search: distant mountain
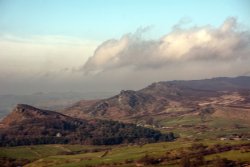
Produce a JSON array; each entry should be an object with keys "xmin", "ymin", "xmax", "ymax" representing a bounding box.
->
[
  {"xmin": 168, "ymin": 76, "xmax": 250, "ymax": 91},
  {"xmin": 63, "ymin": 76, "xmax": 250, "ymax": 121},
  {"xmin": 0, "ymin": 104, "xmax": 174, "ymax": 146}
]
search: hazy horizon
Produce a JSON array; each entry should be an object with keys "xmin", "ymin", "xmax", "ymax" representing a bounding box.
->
[{"xmin": 0, "ymin": 0, "xmax": 250, "ymax": 95}]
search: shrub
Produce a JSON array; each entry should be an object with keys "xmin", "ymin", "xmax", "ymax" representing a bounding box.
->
[{"xmin": 137, "ymin": 154, "xmax": 162, "ymax": 165}]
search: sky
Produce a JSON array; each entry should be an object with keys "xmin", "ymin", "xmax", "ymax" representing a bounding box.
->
[{"xmin": 0, "ymin": 0, "xmax": 250, "ymax": 95}]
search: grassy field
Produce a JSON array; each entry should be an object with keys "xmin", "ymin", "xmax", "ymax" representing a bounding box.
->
[
  {"xmin": 0, "ymin": 144, "xmax": 111, "ymax": 160},
  {"xmin": 206, "ymin": 150, "xmax": 250, "ymax": 162},
  {"xmin": 1, "ymin": 139, "xmax": 249, "ymax": 167},
  {"xmin": 156, "ymin": 113, "xmax": 250, "ymax": 140}
]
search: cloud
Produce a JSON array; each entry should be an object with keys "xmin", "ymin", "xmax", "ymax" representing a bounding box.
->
[
  {"xmin": 83, "ymin": 17, "xmax": 250, "ymax": 73},
  {"xmin": 1, "ymin": 18, "xmax": 250, "ymax": 95}
]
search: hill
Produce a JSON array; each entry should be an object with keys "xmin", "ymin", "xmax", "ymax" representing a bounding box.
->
[
  {"xmin": 0, "ymin": 104, "xmax": 174, "ymax": 146},
  {"xmin": 63, "ymin": 76, "xmax": 250, "ymax": 119},
  {"xmin": 62, "ymin": 76, "xmax": 250, "ymax": 139}
]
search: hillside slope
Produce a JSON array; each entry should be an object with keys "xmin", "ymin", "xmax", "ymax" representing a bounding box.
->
[
  {"xmin": 63, "ymin": 76, "xmax": 250, "ymax": 120},
  {"xmin": 0, "ymin": 104, "xmax": 174, "ymax": 146},
  {"xmin": 62, "ymin": 76, "xmax": 250, "ymax": 139}
]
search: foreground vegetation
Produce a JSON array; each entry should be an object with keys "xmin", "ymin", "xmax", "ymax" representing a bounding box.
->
[{"xmin": 0, "ymin": 139, "xmax": 249, "ymax": 167}]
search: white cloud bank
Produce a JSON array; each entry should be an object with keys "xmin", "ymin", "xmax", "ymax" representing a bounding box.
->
[
  {"xmin": 0, "ymin": 17, "xmax": 250, "ymax": 94},
  {"xmin": 83, "ymin": 17, "xmax": 250, "ymax": 73}
]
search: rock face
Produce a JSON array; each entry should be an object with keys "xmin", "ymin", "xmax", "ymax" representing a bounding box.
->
[
  {"xmin": 0, "ymin": 104, "xmax": 174, "ymax": 146},
  {"xmin": 87, "ymin": 90, "xmax": 156, "ymax": 116},
  {"xmin": 63, "ymin": 76, "xmax": 250, "ymax": 121},
  {"xmin": 64, "ymin": 89, "xmax": 167, "ymax": 119}
]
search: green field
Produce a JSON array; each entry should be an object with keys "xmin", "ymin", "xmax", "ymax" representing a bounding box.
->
[
  {"xmin": 1, "ymin": 139, "xmax": 249, "ymax": 167},
  {"xmin": 156, "ymin": 113, "xmax": 250, "ymax": 140}
]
